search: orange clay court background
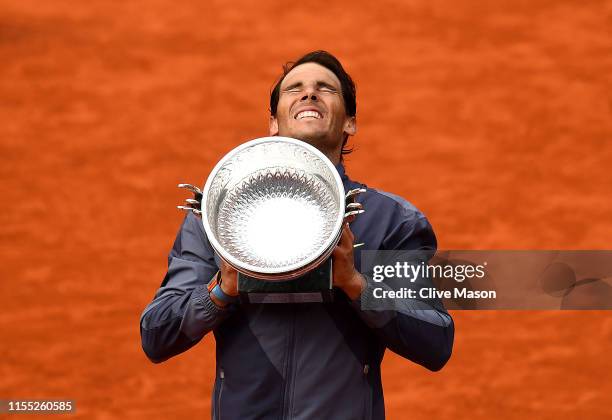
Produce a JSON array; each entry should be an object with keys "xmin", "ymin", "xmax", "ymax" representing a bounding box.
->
[{"xmin": 1, "ymin": 0, "xmax": 611, "ymax": 419}]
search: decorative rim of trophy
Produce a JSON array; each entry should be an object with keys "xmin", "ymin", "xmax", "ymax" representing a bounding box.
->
[{"xmin": 199, "ymin": 137, "xmax": 346, "ymax": 280}]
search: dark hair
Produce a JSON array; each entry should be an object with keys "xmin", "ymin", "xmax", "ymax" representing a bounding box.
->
[{"xmin": 270, "ymin": 50, "xmax": 356, "ymax": 156}]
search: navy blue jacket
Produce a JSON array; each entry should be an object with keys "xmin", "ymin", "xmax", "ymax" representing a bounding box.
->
[{"xmin": 140, "ymin": 164, "xmax": 454, "ymax": 419}]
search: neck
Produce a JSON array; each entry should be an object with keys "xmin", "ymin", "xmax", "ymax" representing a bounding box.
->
[
  {"xmin": 325, "ymin": 149, "xmax": 341, "ymax": 165},
  {"xmin": 306, "ymin": 138, "xmax": 342, "ymax": 164},
  {"xmin": 279, "ymin": 131, "xmax": 343, "ymax": 164}
]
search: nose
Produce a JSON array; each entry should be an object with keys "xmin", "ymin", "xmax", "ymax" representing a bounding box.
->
[{"xmin": 300, "ymin": 92, "xmax": 318, "ymax": 101}]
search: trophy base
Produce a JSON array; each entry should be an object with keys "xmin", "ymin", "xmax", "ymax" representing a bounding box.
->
[{"xmin": 238, "ymin": 258, "xmax": 334, "ymax": 304}]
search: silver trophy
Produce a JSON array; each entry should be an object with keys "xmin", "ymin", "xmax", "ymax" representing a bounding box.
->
[{"xmin": 178, "ymin": 137, "xmax": 365, "ymax": 302}]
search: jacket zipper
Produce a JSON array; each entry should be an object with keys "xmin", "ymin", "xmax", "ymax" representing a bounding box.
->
[
  {"xmin": 363, "ymin": 364, "xmax": 372, "ymax": 420},
  {"xmin": 216, "ymin": 369, "xmax": 225, "ymax": 420},
  {"xmin": 281, "ymin": 309, "xmax": 297, "ymax": 419}
]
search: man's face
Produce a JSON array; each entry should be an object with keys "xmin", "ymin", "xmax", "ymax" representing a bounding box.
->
[{"xmin": 269, "ymin": 62, "xmax": 356, "ymax": 162}]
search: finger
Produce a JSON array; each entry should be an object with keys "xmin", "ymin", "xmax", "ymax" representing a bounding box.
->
[
  {"xmin": 333, "ymin": 225, "xmax": 348, "ymax": 254},
  {"xmin": 219, "ymin": 258, "xmax": 237, "ymax": 273},
  {"xmin": 339, "ymin": 222, "xmax": 355, "ymax": 246}
]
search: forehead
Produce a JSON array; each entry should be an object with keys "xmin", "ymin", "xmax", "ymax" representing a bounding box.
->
[{"xmin": 280, "ymin": 62, "xmax": 342, "ymax": 89}]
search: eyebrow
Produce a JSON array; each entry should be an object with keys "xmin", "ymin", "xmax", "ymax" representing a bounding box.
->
[{"xmin": 282, "ymin": 81, "xmax": 339, "ymax": 91}]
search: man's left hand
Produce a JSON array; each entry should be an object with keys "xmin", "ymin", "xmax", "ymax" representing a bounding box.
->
[{"xmin": 332, "ymin": 222, "xmax": 366, "ymax": 300}]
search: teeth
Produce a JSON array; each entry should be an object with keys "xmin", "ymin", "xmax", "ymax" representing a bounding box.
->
[{"xmin": 296, "ymin": 110, "xmax": 322, "ymax": 120}]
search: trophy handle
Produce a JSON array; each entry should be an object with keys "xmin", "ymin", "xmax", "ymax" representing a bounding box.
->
[
  {"xmin": 345, "ymin": 187, "xmax": 366, "ymax": 201},
  {"xmin": 344, "ymin": 188, "xmax": 366, "ymax": 219},
  {"xmin": 177, "ymin": 183, "xmax": 203, "ymax": 217}
]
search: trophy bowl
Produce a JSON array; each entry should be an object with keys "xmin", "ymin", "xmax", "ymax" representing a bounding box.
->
[{"xmin": 201, "ymin": 137, "xmax": 345, "ymax": 280}]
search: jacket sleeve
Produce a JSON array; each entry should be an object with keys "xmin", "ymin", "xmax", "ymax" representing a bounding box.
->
[
  {"xmin": 350, "ymin": 211, "xmax": 454, "ymax": 372},
  {"xmin": 140, "ymin": 213, "xmax": 232, "ymax": 363}
]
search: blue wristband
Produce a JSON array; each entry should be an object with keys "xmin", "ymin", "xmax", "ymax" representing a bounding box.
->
[{"xmin": 211, "ymin": 283, "xmax": 239, "ymax": 304}]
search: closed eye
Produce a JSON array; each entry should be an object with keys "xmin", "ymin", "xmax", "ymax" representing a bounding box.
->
[
  {"xmin": 282, "ymin": 81, "xmax": 339, "ymax": 94},
  {"xmin": 283, "ymin": 82, "xmax": 303, "ymax": 93},
  {"xmin": 317, "ymin": 82, "xmax": 337, "ymax": 93}
]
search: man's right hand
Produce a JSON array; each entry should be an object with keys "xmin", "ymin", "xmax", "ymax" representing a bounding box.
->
[
  {"xmin": 210, "ymin": 260, "xmax": 239, "ymax": 308},
  {"xmin": 219, "ymin": 259, "xmax": 238, "ymax": 296}
]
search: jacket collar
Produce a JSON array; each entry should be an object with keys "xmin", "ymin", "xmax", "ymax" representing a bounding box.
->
[{"xmin": 335, "ymin": 162, "xmax": 349, "ymax": 182}]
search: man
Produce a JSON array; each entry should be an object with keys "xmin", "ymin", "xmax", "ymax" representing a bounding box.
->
[{"xmin": 140, "ymin": 51, "xmax": 454, "ymax": 419}]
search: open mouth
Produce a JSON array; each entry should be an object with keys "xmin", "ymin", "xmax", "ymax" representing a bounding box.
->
[{"xmin": 295, "ymin": 110, "xmax": 323, "ymax": 120}]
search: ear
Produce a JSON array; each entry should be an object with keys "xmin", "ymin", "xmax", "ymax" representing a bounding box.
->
[
  {"xmin": 269, "ymin": 115, "xmax": 279, "ymax": 136},
  {"xmin": 343, "ymin": 116, "xmax": 356, "ymax": 136}
]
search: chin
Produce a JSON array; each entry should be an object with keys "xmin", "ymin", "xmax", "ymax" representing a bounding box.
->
[
  {"xmin": 286, "ymin": 129, "xmax": 326, "ymax": 143},
  {"xmin": 297, "ymin": 138, "xmax": 339, "ymax": 159}
]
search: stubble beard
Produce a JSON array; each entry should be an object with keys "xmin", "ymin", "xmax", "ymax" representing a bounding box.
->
[{"xmin": 284, "ymin": 127, "xmax": 342, "ymax": 163}]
